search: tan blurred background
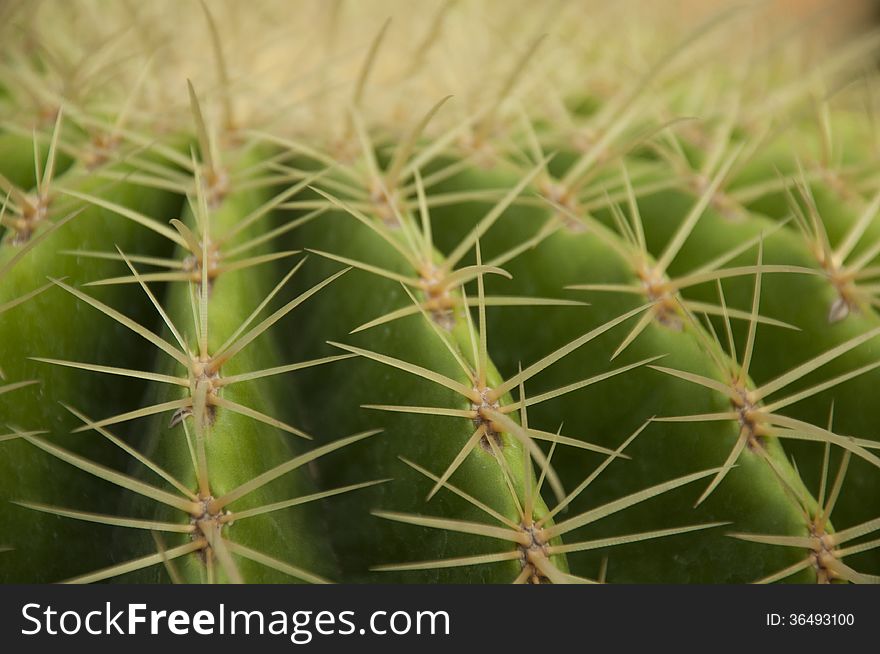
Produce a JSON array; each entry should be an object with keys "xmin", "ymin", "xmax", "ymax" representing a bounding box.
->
[{"xmin": 679, "ymin": 0, "xmax": 878, "ymax": 40}]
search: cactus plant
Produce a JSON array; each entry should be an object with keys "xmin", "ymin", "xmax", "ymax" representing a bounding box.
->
[{"xmin": 1, "ymin": 0, "xmax": 879, "ymax": 585}]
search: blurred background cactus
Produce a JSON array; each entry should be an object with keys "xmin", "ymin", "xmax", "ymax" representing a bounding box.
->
[{"xmin": 1, "ymin": 0, "xmax": 879, "ymax": 584}]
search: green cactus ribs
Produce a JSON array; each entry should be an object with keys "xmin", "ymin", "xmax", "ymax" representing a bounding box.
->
[{"xmin": 0, "ymin": 0, "xmax": 879, "ymax": 584}]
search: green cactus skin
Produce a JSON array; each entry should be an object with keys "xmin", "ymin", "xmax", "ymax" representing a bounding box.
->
[
  {"xmin": 422, "ymin": 164, "xmax": 823, "ymax": 582},
  {"xmin": 651, "ymin": 189, "xmax": 880, "ymax": 575},
  {"xmin": 278, "ymin": 192, "xmax": 569, "ymax": 583},
  {"xmin": 0, "ymin": 156, "xmax": 182, "ymax": 582},
  {"xmin": 27, "ymin": 143, "xmax": 382, "ymax": 584},
  {"xmin": 1, "ymin": 0, "xmax": 879, "ymax": 586},
  {"xmin": 0, "ymin": 130, "xmax": 73, "ymax": 194},
  {"xmin": 104, "ymin": 148, "xmax": 342, "ymax": 583}
]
